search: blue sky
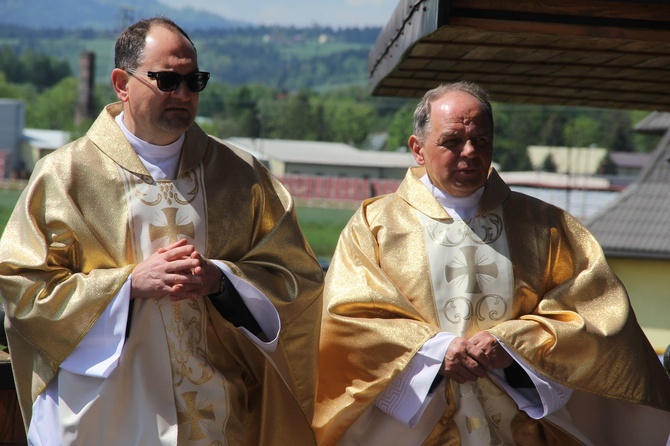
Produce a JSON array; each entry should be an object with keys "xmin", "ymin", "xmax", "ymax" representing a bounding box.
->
[{"xmin": 157, "ymin": 0, "xmax": 398, "ymax": 28}]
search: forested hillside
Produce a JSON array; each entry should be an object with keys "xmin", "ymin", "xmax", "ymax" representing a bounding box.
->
[
  {"xmin": 0, "ymin": 25, "xmax": 660, "ymax": 172},
  {"xmin": 0, "ymin": 24, "xmax": 379, "ymax": 89}
]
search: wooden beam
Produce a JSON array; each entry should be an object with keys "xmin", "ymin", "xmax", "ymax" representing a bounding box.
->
[
  {"xmin": 449, "ymin": 17, "xmax": 670, "ymax": 42},
  {"xmin": 450, "ymin": 0, "xmax": 670, "ymax": 22},
  {"xmin": 412, "ymin": 38, "xmax": 670, "ymax": 60},
  {"xmin": 400, "ymin": 55, "xmax": 670, "ymax": 82}
]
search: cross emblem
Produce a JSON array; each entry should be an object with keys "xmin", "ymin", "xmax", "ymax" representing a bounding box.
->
[
  {"xmin": 445, "ymin": 245, "xmax": 498, "ymax": 294},
  {"xmin": 148, "ymin": 207, "xmax": 195, "ymax": 245},
  {"xmin": 179, "ymin": 391, "xmax": 215, "ymax": 440}
]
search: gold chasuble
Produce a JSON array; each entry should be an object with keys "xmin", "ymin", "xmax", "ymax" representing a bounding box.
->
[
  {"xmin": 315, "ymin": 166, "xmax": 670, "ymax": 446},
  {"xmin": 0, "ymin": 103, "xmax": 324, "ymax": 445}
]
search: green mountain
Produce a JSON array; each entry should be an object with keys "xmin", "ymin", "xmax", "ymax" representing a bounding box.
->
[{"xmin": 0, "ymin": 0, "xmax": 246, "ymax": 31}]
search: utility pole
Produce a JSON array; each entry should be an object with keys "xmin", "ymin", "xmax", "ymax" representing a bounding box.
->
[
  {"xmin": 116, "ymin": 6, "xmax": 135, "ymax": 34},
  {"xmin": 75, "ymin": 51, "xmax": 95, "ymax": 126}
]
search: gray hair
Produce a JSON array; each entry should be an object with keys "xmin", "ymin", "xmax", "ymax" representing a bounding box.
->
[{"xmin": 413, "ymin": 81, "xmax": 493, "ymax": 141}]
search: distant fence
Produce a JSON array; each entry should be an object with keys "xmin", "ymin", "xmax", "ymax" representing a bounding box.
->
[
  {"xmin": 279, "ymin": 174, "xmax": 401, "ymax": 207},
  {"xmin": 0, "ymin": 180, "xmax": 27, "ymax": 191}
]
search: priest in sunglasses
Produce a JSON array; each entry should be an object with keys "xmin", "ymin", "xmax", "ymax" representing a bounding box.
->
[{"xmin": 0, "ymin": 16, "xmax": 324, "ymax": 445}]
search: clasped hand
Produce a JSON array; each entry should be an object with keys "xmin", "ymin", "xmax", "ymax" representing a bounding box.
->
[
  {"xmin": 130, "ymin": 238, "xmax": 222, "ymax": 301},
  {"xmin": 440, "ymin": 331, "xmax": 513, "ymax": 384}
]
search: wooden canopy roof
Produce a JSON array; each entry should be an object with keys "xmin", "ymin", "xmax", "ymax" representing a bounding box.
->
[{"xmin": 369, "ymin": 0, "xmax": 670, "ymax": 111}]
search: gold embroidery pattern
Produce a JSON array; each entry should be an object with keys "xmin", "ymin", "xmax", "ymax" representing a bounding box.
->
[
  {"xmin": 442, "ymin": 294, "xmax": 507, "ymax": 330},
  {"xmin": 178, "ymin": 391, "xmax": 216, "ymax": 440},
  {"xmin": 166, "ymin": 301, "xmax": 215, "ymax": 388},
  {"xmin": 445, "ymin": 245, "xmax": 498, "ymax": 294},
  {"xmin": 132, "ymin": 175, "xmax": 199, "ymax": 207},
  {"xmin": 476, "ymin": 378, "xmax": 517, "ymax": 445},
  {"xmin": 423, "ymin": 209, "xmax": 517, "ymax": 444},
  {"xmin": 164, "ymin": 298, "xmax": 221, "ymax": 443},
  {"xmin": 465, "ymin": 416, "xmax": 484, "ymax": 433},
  {"xmin": 475, "ymin": 295, "xmax": 507, "ymax": 323},
  {"xmin": 442, "ymin": 243, "xmax": 508, "ymax": 332},
  {"xmin": 173, "ymin": 171, "xmax": 199, "ymax": 205},
  {"xmin": 122, "ymin": 162, "xmax": 228, "ymax": 443},
  {"xmin": 149, "ymin": 207, "xmax": 196, "ymax": 245},
  {"xmin": 457, "ymin": 379, "xmax": 516, "ymax": 445},
  {"xmin": 427, "ymin": 213, "xmax": 503, "ymax": 247}
]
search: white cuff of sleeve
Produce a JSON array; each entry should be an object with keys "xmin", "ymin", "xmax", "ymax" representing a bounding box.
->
[
  {"xmin": 212, "ymin": 261, "xmax": 280, "ymax": 353},
  {"xmin": 60, "ymin": 279, "xmax": 131, "ymax": 378},
  {"xmin": 375, "ymin": 331, "xmax": 456, "ymax": 427},
  {"xmin": 490, "ymin": 339, "xmax": 572, "ymax": 419}
]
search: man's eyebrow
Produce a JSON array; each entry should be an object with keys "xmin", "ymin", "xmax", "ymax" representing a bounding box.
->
[{"xmin": 439, "ymin": 129, "xmax": 463, "ymax": 137}]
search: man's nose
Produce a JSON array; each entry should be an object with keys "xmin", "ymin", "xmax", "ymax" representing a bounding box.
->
[
  {"xmin": 461, "ymin": 140, "xmax": 476, "ymax": 158},
  {"xmin": 171, "ymin": 80, "xmax": 194, "ymax": 99}
]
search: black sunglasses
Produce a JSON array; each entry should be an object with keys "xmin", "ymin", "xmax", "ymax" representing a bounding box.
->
[{"xmin": 126, "ymin": 69, "xmax": 210, "ymax": 92}]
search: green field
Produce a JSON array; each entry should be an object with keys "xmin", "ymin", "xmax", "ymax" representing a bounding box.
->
[
  {"xmin": 0, "ymin": 189, "xmax": 352, "ymax": 260},
  {"xmin": 0, "ymin": 189, "xmax": 21, "ymax": 232},
  {"xmin": 294, "ymin": 206, "xmax": 354, "ymax": 260},
  {"xmin": 0, "ymin": 189, "xmax": 16, "ymax": 350}
]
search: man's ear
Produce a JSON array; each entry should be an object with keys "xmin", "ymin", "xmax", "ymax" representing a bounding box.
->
[
  {"xmin": 111, "ymin": 68, "xmax": 130, "ymax": 102},
  {"xmin": 408, "ymin": 134, "xmax": 424, "ymax": 165}
]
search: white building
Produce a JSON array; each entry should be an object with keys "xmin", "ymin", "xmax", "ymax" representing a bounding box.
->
[
  {"xmin": 527, "ymin": 145, "xmax": 608, "ymax": 175},
  {"xmin": 224, "ymin": 137, "xmax": 416, "ymax": 180},
  {"xmin": 0, "ymin": 99, "xmax": 70, "ymax": 179}
]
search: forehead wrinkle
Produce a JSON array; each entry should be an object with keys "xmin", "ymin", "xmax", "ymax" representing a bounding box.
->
[
  {"xmin": 438, "ymin": 127, "xmax": 464, "ymax": 138},
  {"xmin": 167, "ymin": 56, "xmax": 197, "ymax": 67}
]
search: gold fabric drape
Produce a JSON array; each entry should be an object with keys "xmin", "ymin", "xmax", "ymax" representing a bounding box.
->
[
  {"xmin": 0, "ymin": 103, "xmax": 324, "ymax": 445},
  {"xmin": 315, "ymin": 166, "xmax": 670, "ymax": 445}
]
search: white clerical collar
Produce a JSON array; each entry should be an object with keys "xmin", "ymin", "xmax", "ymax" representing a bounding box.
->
[
  {"xmin": 420, "ymin": 174, "xmax": 484, "ymax": 221},
  {"xmin": 115, "ymin": 111, "xmax": 184, "ymax": 180}
]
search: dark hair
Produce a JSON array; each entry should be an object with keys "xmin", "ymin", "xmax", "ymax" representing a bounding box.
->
[
  {"xmin": 114, "ymin": 16, "xmax": 195, "ymax": 70},
  {"xmin": 413, "ymin": 81, "xmax": 493, "ymax": 141}
]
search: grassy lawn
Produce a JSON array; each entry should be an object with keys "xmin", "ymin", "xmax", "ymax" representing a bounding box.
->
[
  {"xmin": 0, "ymin": 188, "xmax": 10, "ymax": 348},
  {"xmin": 295, "ymin": 206, "xmax": 354, "ymax": 261},
  {"xmin": 0, "ymin": 189, "xmax": 22, "ymax": 234},
  {"xmin": 0, "ymin": 189, "xmax": 22, "ymax": 349}
]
